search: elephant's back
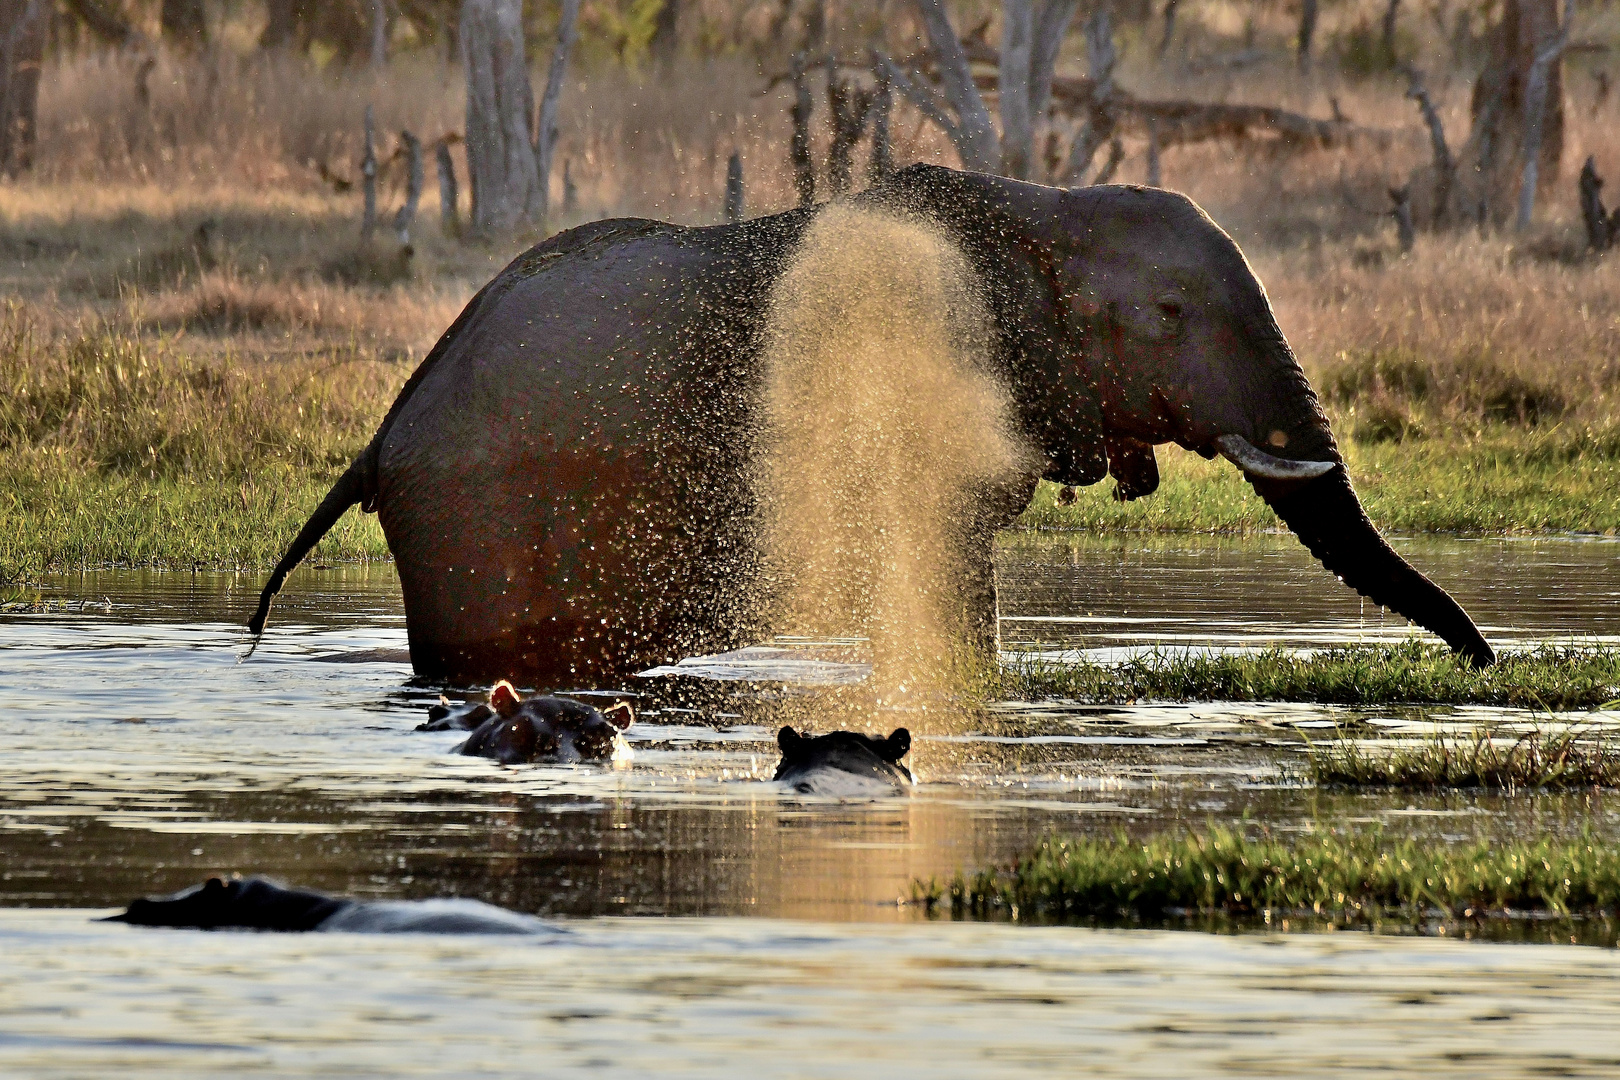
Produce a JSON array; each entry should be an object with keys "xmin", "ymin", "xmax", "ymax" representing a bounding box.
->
[{"xmin": 368, "ymin": 211, "xmax": 811, "ymax": 678}]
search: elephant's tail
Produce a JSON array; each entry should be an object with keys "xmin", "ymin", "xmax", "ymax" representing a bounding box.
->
[{"xmin": 246, "ymin": 456, "xmax": 370, "ymax": 643}]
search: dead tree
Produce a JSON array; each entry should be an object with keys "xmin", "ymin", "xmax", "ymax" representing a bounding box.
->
[
  {"xmin": 437, "ymin": 139, "xmax": 459, "ymax": 234},
  {"xmin": 1405, "ymin": 69, "xmax": 1454, "ymax": 226},
  {"xmin": 826, "ymin": 64, "xmax": 873, "ymax": 196},
  {"xmin": 650, "ymin": 0, "xmax": 678, "ymax": 69},
  {"xmin": 1145, "ymin": 120, "xmax": 1161, "ymax": 186},
  {"xmin": 63, "ymin": 0, "xmax": 141, "ymax": 45},
  {"xmin": 361, "ymin": 106, "xmax": 379, "ymax": 237},
  {"xmin": 1579, "ymin": 156, "xmax": 1618, "ymax": 252},
  {"xmin": 395, "ymin": 130, "xmax": 424, "ymax": 244},
  {"xmin": 1468, "ymin": 0, "xmax": 1567, "ymax": 226},
  {"xmin": 1158, "ymin": 0, "xmax": 1177, "ymax": 59},
  {"xmin": 789, "ymin": 52, "xmax": 815, "ymax": 206},
  {"xmin": 1297, "ymin": 0, "xmax": 1318, "ymax": 72},
  {"xmin": 370, "ymin": 0, "xmax": 389, "ymax": 66},
  {"xmin": 883, "ymin": 0, "xmax": 1077, "ymax": 177},
  {"xmin": 460, "ymin": 0, "xmax": 579, "ymax": 236},
  {"xmin": 562, "ymin": 158, "xmax": 577, "ymax": 213},
  {"xmin": 724, "ymin": 150, "xmax": 744, "ymax": 222},
  {"xmin": 1515, "ymin": 0, "xmax": 1575, "ymax": 230},
  {"xmin": 869, "ymin": 65, "xmax": 893, "ymax": 182},
  {"xmin": 533, "ymin": 0, "xmax": 581, "ymax": 229},
  {"xmin": 1065, "ymin": 8, "xmax": 1118, "ymax": 183},
  {"xmin": 1380, "ymin": 0, "xmax": 1401, "ymax": 65},
  {"xmin": 161, "ymin": 0, "xmax": 208, "ymax": 49},
  {"xmin": 1390, "ymin": 184, "xmax": 1415, "ymax": 252},
  {"xmin": 0, "ymin": 0, "xmax": 46, "ymax": 178}
]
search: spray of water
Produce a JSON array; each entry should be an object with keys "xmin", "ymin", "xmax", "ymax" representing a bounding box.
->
[{"xmin": 755, "ymin": 205, "xmax": 1033, "ymax": 719}]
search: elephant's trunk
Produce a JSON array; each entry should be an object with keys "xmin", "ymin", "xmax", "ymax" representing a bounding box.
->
[{"xmin": 1249, "ymin": 469, "xmax": 1495, "ymax": 667}]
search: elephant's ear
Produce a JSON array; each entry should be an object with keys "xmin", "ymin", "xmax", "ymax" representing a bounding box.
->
[{"xmin": 1027, "ymin": 298, "xmax": 1109, "ymax": 488}]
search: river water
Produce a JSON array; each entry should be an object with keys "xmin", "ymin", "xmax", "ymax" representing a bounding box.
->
[{"xmin": 2, "ymin": 533, "xmax": 1618, "ymax": 1076}]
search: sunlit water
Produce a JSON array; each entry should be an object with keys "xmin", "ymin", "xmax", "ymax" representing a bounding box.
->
[{"xmin": 3, "ymin": 534, "xmax": 1619, "ymax": 1075}]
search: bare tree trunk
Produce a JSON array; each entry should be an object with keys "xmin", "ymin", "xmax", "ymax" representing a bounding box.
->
[
  {"xmin": 437, "ymin": 139, "xmax": 459, "ymax": 234},
  {"xmin": 395, "ymin": 129, "xmax": 424, "ymax": 244},
  {"xmin": 1578, "ymin": 156, "xmax": 1611, "ymax": 251},
  {"xmin": 1380, "ymin": 0, "xmax": 1401, "ymax": 65},
  {"xmin": 790, "ymin": 52, "xmax": 815, "ymax": 206},
  {"xmin": 907, "ymin": 0, "xmax": 999, "ymax": 171},
  {"xmin": 370, "ymin": 0, "xmax": 389, "ymax": 67},
  {"xmin": 361, "ymin": 106, "xmax": 379, "ymax": 237},
  {"xmin": 999, "ymin": 0, "xmax": 1034, "ymax": 178},
  {"xmin": 1390, "ymin": 184, "xmax": 1415, "ymax": 251},
  {"xmin": 826, "ymin": 64, "xmax": 872, "ymax": 196},
  {"xmin": 650, "ymin": 0, "xmax": 678, "ymax": 70},
  {"xmin": 161, "ymin": 0, "xmax": 208, "ymax": 49},
  {"xmin": 1028, "ymin": 0, "xmax": 1078, "ymax": 181},
  {"xmin": 1515, "ymin": 0, "xmax": 1574, "ymax": 230},
  {"xmin": 1297, "ymin": 0, "xmax": 1318, "ymax": 72},
  {"xmin": 63, "ymin": 0, "xmax": 140, "ymax": 45},
  {"xmin": 1158, "ymin": 0, "xmax": 1177, "ymax": 59},
  {"xmin": 260, "ymin": 0, "xmax": 304, "ymax": 50},
  {"xmin": 869, "ymin": 64, "xmax": 892, "ymax": 182},
  {"xmin": 1470, "ymin": 0, "xmax": 1566, "ymax": 225},
  {"xmin": 1405, "ymin": 69, "xmax": 1454, "ymax": 225},
  {"xmin": 530, "ymin": 0, "xmax": 580, "ymax": 230},
  {"xmin": 1064, "ymin": 8, "xmax": 1117, "ymax": 182},
  {"xmin": 724, "ymin": 150, "xmax": 744, "ymax": 222},
  {"xmin": 1145, "ymin": 120, "xmax": 1161, "ymax": 186},
  {"xmin": 0, "ymin": 0, "xmax": 45, "ymax": 177},
  {"xmin": 461, "ymin": 0, "xmax": 539, "ymax": 234}
]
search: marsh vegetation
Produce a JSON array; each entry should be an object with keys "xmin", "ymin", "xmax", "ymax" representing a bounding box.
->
[{"xmin": 924, "ymin": 826, "xmax": 1620, "ymax": 939}]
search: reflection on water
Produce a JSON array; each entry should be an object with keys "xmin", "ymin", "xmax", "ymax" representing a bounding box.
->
[
  {"xmin": 4, "ymin": 912, "xmax": 1620, "ymax": 1078},
  {"xmin": 3, "ymin": 535, "xmax": 1619, "ymax": 1074},
  {"xmin": 998, "ymin": 531, "xmax": 1620, "ymax": 657}
]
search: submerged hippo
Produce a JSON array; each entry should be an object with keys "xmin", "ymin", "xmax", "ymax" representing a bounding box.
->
[
  {"xmin": 104, "ymin": 876, "xmax": 561, "ymax": 935},
  {"xmin": 774, "ymin": 726, "xmax": 913, "ymax": 796},
  {"xmin": 419, "ymin": 681, "xmax": 633, "ymax": 765}
]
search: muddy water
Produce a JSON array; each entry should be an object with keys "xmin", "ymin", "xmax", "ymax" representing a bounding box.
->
[{"xmin": 2, "ymin": 534, "xmax": 1618, "ymax": 1076}]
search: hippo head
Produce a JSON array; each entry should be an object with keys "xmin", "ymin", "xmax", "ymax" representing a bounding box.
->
[
  {"xmin": 456, "ymin": 681, "xmax": 634, "ymax": 765},
  {"xmin": 773, "ymin": 726, "xmax": 913, "ymax": 796},
  {"xmin": 102, "ymin": 876, "xmax": 348, "ymax": 931}
]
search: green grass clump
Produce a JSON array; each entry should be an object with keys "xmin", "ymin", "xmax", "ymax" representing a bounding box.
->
[
  {"xmin": 0, "ymin": 304, "xmax": 396, "ymax": 577},
  {"xmin": 1307, "ymin": 726, "xmax": 1620, "ymax": 790},
  {"xmin": 999, "ymin": 641, "xmax": 1620, "ymax": 709},
  {"xmin": 928, "ymin": 826, "xmax": 1620, "ymax": 927}
]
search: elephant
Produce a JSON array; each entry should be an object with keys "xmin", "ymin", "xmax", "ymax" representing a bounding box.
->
[
  {"xmin": 774, "ymin": 727, "xmax": 914, "ymax": 796},
  {"xmin": 248, "ymin": 163, "xmax": 1493, "ymax": 682},
  {"xmin": 105, "ymin": 876, "xmax": 561, "ymax": 934}
]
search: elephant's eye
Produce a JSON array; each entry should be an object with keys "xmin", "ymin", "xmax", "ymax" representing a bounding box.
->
[{"xmin": 1157, "ymin": 300, "xmax": 1183, "ymax": 321}]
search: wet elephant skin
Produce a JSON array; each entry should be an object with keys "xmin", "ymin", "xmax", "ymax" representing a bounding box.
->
[{"xmin": 249, "ymin": 165, "xmax": 1493, "ymax": 682}]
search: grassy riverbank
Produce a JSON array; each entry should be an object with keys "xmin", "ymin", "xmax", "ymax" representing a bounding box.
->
[
  {"xmin": 1305, "ymin": 725, "xmax": 1620, "ymax": 790},
  {"xmin": 921, "ymin": 826, "xmax": 1620, "ymax": 939},
  {"xmin": 1000, "ymin": 642, "xmax": 1620, "ymax": 709}
]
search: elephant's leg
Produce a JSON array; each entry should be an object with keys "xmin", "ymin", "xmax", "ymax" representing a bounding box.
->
[{"xmin": 954, "ymin": 529, "xmax": 1001, "ymax": 658}]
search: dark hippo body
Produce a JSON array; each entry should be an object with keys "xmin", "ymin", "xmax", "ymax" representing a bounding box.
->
[
  {"xmin": 104, "ymin": 876, "xmax": 559, "ymax": 935},
  {"xmin": 420, "ymin": 681, "xmax": 633, "ymax": 764},
  {"xmin": 774, "ymin": 726, "xmax": 913, "ymax": 796}
]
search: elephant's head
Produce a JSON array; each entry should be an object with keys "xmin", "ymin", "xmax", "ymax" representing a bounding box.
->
[{"xmin": 876, "ymin": 165, "xmax": 1493, "ymax": 667}]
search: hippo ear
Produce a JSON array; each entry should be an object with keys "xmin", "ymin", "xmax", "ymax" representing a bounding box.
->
[
  {"xmin": 489, "ymin": 680, "xmax": 522, "ymax": 718},
  {"xmin": 881, "ymin": 728, "xmax": 911, "ymax": 762},
  {"xmin": 602, "ymin": 701, "xmax": 634, "ymax": 731},
  {"xmin": 777, "ymin": 726, "xmax": 803, "ymax": 754},
  {"xmin": 203, "ymin": 877, "xmax": 227, "ymax": 893}
]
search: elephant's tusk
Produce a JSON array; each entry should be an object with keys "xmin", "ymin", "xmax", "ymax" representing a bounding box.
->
[{"xmin": 1214, "ymin": 434, "xmax": 1337, "ymax": 481}]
